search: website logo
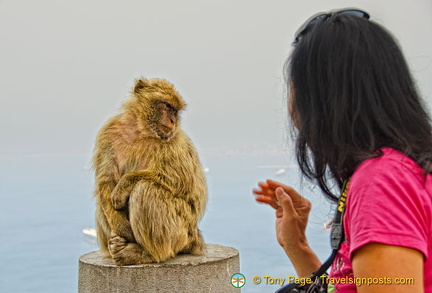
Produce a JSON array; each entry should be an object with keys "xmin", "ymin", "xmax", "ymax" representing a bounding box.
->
[{"xmin": 231, "ymin": 273, "xmax": 246, "ymax": 288}]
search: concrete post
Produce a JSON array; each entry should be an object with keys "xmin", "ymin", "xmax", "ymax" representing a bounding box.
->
[{"xmin": 78, "ymin": 244, "xmax": 240, "ymax": 293}]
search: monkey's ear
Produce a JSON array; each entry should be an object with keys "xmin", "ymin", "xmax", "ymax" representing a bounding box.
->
[{"xmin": 133, "ymin": 79, "xmax": 149, "ymax": 94}]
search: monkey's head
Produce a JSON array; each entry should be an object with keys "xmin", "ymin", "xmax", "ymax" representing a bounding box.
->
[{"xmin": 125, "ymin": 78, "xmax": 186, "ymax": 141}]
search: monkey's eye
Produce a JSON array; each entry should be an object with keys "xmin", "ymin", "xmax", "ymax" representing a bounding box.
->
[{"xmin": 163, "ymin": 102, "xmax": 177, "ymax": 114}]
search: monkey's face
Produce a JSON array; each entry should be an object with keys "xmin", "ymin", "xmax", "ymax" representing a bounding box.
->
[
  {"xmin": 127, "ymin": 78, "xmax": 186, "ymax": 141},
  {"xmin": 149, "ymin": 100, "xmax": 179, "ymax": 141}
]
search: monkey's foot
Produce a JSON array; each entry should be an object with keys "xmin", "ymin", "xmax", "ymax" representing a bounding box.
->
[
  {"xmin": 189, "ymin": 239, "xmax": 205, "ymax": 256},
  {"xmin": 180, "ymin": 233, "xmax": 205, "ymax": 256},
  {"xmin": 108, "ymin": 234, "xmax": 127, "ymax": 256},
  {"xmin": 108, "ymin": 233, "xmax": 154, "ymax": 265}
]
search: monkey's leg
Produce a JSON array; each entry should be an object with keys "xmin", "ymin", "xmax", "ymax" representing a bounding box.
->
[
  {"xmin": 95, "ymin": 205, "xmax": 111, "ymax": 256},
  {"xmin": 135, "ymin": 182, "xmax": 194, "ymax": 263},
  {"xmin": 109, "ymin": 181, "xmax": 190, "ymax": 265}
]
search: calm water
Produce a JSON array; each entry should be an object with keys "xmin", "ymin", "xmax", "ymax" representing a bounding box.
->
[{"xmin": 0, "ymin": 153, "xmax": 333, "ymax": 293}]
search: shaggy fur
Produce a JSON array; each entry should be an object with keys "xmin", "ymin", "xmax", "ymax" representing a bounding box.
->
[{"xmin": 93, "ymin": 78, "xmax": 207, "ymax": 265}]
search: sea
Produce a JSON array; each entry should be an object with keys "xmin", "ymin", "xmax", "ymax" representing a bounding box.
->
[{"xmin": 0, "ymin": 152, "xmax": 334, "ymax": 293}]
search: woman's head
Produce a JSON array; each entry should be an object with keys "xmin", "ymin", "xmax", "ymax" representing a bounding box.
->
[{"xmin": 287, "ymin": 9, "xmax": 432, "ymax": 201}]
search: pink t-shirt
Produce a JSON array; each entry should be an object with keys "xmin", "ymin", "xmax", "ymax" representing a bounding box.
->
[{"xmin": 328, "ymin": 148, "xmax": 432, "ymax": 292}]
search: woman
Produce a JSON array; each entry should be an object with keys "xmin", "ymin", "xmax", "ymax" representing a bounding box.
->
[{"xmin": 254, "ymin": 8, "xmax": 432, "ymax": 292}]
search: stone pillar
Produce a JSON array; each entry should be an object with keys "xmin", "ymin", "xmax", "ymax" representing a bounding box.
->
[{"xmin": 78, "ymin": 244, "xmax": 240, "ymax": 293}]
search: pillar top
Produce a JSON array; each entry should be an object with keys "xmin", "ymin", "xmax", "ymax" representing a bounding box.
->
[{"xmin": 79, "ymin": 243, "xmax": 239, "ymax": 268}]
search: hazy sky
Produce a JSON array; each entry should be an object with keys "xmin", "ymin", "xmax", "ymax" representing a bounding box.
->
[{"xmin": 1, "ymin": 0, "xmax": 431, "ymax": 158}]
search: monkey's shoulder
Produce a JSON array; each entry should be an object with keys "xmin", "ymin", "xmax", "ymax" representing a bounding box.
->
[
  {"xmin": 97, "ymin": 114, "xmax": 145, "ymax": 147},
  {"xmin": 159, "ymin": 134, "xmax": 203, "ymax": 177},
  {"xmin": 165, "ymin": 131, "xmax": 201, "ymax": 159}
]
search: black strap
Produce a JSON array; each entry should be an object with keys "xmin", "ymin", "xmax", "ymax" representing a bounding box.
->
[{"xmin": 275, "ymin": 180, "xmax": 350, "ymax": 293}]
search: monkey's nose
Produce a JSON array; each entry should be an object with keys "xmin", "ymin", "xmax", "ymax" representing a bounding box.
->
[{"xmin": 161, "ymin": 121, "xmax": 175, "ymax": 132}]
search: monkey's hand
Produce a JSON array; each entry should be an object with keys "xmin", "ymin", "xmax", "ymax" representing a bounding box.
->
[
  {"xmin": 111, "ymin": 171, "xmax": 159, "ymax": 209},
  {"xmin": 111, "ymin": 171, "xmax": 170, "ymax": 209},
  {"xmin": 111, "ymin": 175, "xmax": 135, "ymax": 210}
]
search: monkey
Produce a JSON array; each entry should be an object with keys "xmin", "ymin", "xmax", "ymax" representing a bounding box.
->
[{"xmin": 92, "ymin": 78, "xmax": 207, "ymax": 265}]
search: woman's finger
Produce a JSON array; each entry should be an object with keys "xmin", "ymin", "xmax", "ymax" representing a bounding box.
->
[
  {"xmin": 253, "ymin": 182, "xmax": 276, "ymax": 197},
  {"xmin": 267, "ymin": 180, "xmax": 304, "ymax": 204},
  {"xmin": 275, "ymin": 187, "xmax": 296, "ymax": 218},
  {"xmin": 255, "ymin": 195, "xmax": 280, "ymax": 210}
]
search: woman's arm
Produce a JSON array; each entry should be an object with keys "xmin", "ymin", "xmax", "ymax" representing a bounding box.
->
[
  {"xmin": 254, "ymin": 180, "xmax": 321, "ymax": 278},
  {"xmin": 352, "ymin": 243, "xmax": 424, "ymax": 293}
]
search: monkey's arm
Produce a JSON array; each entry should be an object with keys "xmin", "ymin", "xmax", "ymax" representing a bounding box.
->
[
  {"xmin": 111, "ymin": 170, "xmax": 171, "ymax": 210},
  {"xmin": 94, "ymin": 138, "xmax": 135, "ymax": 242},
  {"xmin": 187, "ymin": 144, "xmax": 208, "ymax": 220}
]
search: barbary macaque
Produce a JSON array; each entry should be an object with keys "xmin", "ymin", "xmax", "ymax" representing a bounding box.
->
[{"xmin": 93, "ymin": 78, "xmax": 207, "ymax": 265}]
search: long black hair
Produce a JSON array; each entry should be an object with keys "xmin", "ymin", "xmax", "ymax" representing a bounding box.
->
[{"xmin": 286, "ymin": 13, "xmax": 432, "ymax": 201}]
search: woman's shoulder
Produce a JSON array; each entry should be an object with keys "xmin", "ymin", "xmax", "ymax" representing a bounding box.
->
[
  {"xmin": 346, "ymin": 148, "xmax": 432, "ymax": 260},
  {"xmin": 348, "ymin": 147, "xmax": 432, "ymax": 208},
  {"xmin": 352, "ymin": 147, "xmax": 425, "ymax": 186}
]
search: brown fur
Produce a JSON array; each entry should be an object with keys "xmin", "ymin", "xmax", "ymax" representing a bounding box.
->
[{"xmin": 93, "ymin": 78, "xmax": 207, "ymax": 265}]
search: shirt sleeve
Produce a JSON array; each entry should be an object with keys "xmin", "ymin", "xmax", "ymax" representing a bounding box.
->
[{"xmin": 345, "ymin": 151, "xmax": 431, "ymax": 260}]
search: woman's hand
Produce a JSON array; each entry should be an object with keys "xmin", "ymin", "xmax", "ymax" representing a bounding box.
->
[
  {"xmin": 253, "ymin": 180, "xmax": 311, "ymax": 250},
  {"xmin": 253, "ymin": 180, "xmax": 321, "ymax": 277}
]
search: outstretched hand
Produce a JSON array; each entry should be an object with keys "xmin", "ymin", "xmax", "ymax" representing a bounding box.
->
[
  {"xmin": 253, "ymin": 180, "xmax": 312, "ymax": 250},
  {"xmin": 253, "ymin": 180, "xmax": 320, "ymax": 277}
]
